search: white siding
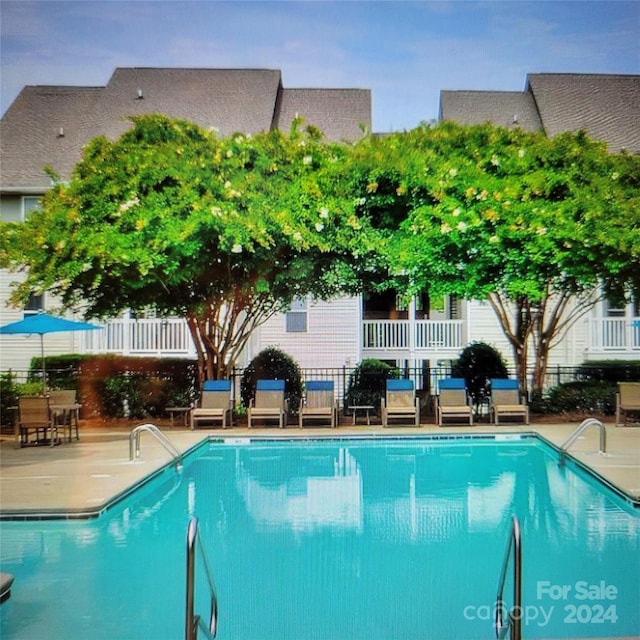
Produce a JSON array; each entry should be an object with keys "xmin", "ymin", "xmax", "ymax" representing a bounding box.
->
[
  {"xmin": 465, "ymin": 300, "xmax": 515, "ymax": 365},
  {"xmin": 465, "ymin": 299, "xmax": 591, "ymax": 371},
  {"xmin": 0, "ymin": 269, "xmax": 85, "ymax": 373},
  {"xmin": 255, "ymin": 296, "xmax": 361, "ymax": 369}
]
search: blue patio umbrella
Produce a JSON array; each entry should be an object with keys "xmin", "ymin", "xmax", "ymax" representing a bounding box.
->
[{"xmin": 0, "ymin": 312, "xmax": 100, "ymax": 393}]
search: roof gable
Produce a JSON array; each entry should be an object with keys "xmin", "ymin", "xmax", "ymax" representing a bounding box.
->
[
  {"xmin": 439, "ymin": 90, "xmax": 542, "ymax": 131},
  {"xmin": 0, "ymin": 86, "xmax": 103, "ymax": 189},
  {"xmin": 276, "ymin": 88, "xmax": 371, "ymax": 142},
  {"xmin": 87, "ymin": 67, "xmax": 282, "ymax": 141},
  {"xmin": 1, "ymin": 67, "xmax": 372, "ymax": 191},
  {"xmin": 526, "ymin": 73, "xmax": 640, "ymax": 153}
]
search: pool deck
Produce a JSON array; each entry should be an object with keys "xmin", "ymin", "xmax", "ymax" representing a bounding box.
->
[{"xmin": 1, "ymin": 419, "xmax": 639, "ymax": 517}]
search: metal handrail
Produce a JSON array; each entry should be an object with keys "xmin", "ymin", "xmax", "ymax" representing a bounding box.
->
[
  {"xmin": 495, "ymin": 516, "xmax": 522, "ymax": 640},
  {"xmin": 560, "ymin": 418, "xmax": 607, "ymax": 455},
  {"xmin": 186, "ymin": 517, "xmax": 218, "ymax": 640},
  {"xmin": 129, "ymin": 423, "xmax": 183, "ymax": 468}
]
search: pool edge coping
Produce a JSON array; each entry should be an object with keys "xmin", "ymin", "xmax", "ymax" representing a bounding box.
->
[{"xmin": 1, "ymin": 430, "xmax": 638, "ymax": 521}]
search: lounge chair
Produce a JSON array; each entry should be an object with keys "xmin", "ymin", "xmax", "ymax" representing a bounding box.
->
[
  {"xmin": 490, "ymin": 379, "xmax": 529, "ymax": 425},
  {"xmin": 48, "ymin": 389, "xmax": 81, "ymax": 441},
  {"xmin": 436, "ymin": 378, "xmax": 473, "ymax": 426},
  {"xmin": 248, "ymin": 380, "xmax": 286, "ymax": 428},
  {"xmin": 191, "ymin": 380, "xmax": 233, "ymax": 429},
  {"xmin": 18, "ymin": 396, "xmax": 59, "ymax": 447},
  {"xmin": 381, "ymin": 379, "xmax": 419, "ymax": 427},
  {"xmin": 299, "ymin": 380, "xmax": 337, "ymax": 428},
  {"xmin": 616, "ymin": 382, "xmax": 640, "ymax": 426}
]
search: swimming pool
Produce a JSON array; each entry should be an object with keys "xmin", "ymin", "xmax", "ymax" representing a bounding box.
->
[{"xmin": 0, "ymin": 434, "xmax": 638, "ymax": 639}]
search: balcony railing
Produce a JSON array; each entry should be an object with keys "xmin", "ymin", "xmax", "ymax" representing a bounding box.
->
[
  {"xmin": 587, "ymin": 318, "xmax": 640, "ymax": 352},
  {"xmin": 362, "ymin": 319, "xmax": 463, "ymax": 352},
  {"xmin": 76, "ymin": 317, "xmax": 639, "ymax": 358},
  {"xmin": 81, "ymin": 318, "xmax": 196, "ymax": 357}
]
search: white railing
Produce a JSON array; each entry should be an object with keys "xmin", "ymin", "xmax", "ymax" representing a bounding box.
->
[
  {"xmin": 363, "ymin": 320, "xmax": 410, "ymax": 349},
  {"xmin": 588, "ymin": 318, "xmax": 640, "ymax": 352},
  {"xmin": 362, "ymin": 319, "xmax": 463, "ymax": 352},
  {"xmin": 81, "ymin": 318, "xmax": 196, "ymax": 357},
  {"xmin": 77, "ymin": 316, "xmax": 638, "ymax": 358}
]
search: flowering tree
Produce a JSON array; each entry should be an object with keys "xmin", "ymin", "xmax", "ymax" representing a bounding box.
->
[
  {"xmin": 1, "ymin": 115, "xmax": 371, "ymax": 382},
  {"xmin": 350, "ymin": 122, "xmax": 640, "ymax": 392}
]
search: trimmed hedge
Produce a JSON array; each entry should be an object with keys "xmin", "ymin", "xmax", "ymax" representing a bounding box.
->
[
  {"xmin": 532, "ymin": 380, "xmax": 617, "ymax": 415},
  {"xmin": 452, "ymin": 342, "xmax": 508, "ymax": 412},
  {"xmin": 346, "ymin": 359, "xmax": 398, "ymax": 413},
  {"xmin": 240, "ymin": 348, "xmax": 302, "ymax": 415}
]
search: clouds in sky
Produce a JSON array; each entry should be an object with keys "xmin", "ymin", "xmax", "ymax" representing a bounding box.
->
[{"xmin": 1, "ymin": 0, "xmax": 638, "ymax": 130}]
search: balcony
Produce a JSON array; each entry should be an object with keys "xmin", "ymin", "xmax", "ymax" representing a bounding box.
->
[
  {"xmin": 362, "ymin": 319, "xmax": 464, "ymax": 359},
  {"xmin": 81, "ymin": 317, "xmax": 196, "ymax": 357},
  {"xmin": 586, "ymin": 318, "xmax": 640, "ymax": 358},
  {"xmin": 76, "ymin": 316, "xmax": 640, "ymax": 361}
]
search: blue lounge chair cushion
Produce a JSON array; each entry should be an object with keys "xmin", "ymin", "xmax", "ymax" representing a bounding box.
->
[
  {"xmin": 256, "ymin": 379, "xmax": 285, "ymax": 391},
  {"xmin": 306, "ymin": 380, "xmax": 334, "ymax": 391},
  {"xmin": 439, "ymin": 378, "xmax": 466, "ymax": 390},
  {"xmin": 387, "ymin": 379, "xmax": 414, "ymax": 391},
  {"xmin": 203, "ymin": 380, "xmax": 232, "ymax": 392},
  {"xmin": 491, "ymin": 379, "xmax": 519, "ymax": 390}
]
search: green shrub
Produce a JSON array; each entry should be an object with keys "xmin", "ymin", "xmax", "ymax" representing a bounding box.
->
[
  {"xmin": 346, "ymin": 359, "xmax": 398, "ymax": 412},
  {"xmin": 451, "ymin": 342, "xmax": 508, "ymax": 412},
  {"xmin": 576, "ymin": 361, "xmax": 640, "ymax": 384},
  {"xmin": 99, "ymin": 375, "xmax": 145, "ymax": 418},
  {"xmin": 536, "ymin": 381, "xmax": 617, "ymax": 415},
  {"xmin": 240, "ymin": 348, "xmax": 302, "ymax": 414},
  {"xmin": 0, "ymin": 372, "xmax": 20, "ymax": 426}
]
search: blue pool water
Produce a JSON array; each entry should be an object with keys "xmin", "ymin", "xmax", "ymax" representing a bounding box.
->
[{"xmin": 1, "ymin": 435, "xmax": 638, "ymax": 640}]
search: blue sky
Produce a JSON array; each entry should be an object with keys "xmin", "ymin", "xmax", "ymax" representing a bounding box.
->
[{"xmin": 1, "ymin": 0, "xmax": 638, "ymax": 130}]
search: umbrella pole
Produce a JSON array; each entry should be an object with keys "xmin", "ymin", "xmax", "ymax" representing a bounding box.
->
[{"xmin": 40, "ymin": 334, "xmax": 46, "ymax": 395}]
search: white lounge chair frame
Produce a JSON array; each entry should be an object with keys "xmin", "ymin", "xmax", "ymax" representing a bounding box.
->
[
  {"xmin": 248, "ymin": 380, "xmax": 286, "ymax": 428},
  {"xmin": 436, "ymin": 378, "xmax": 473, "ymax": 426},
  {"xmin": 381, "ymin": 379, "xmax": 419, "ymax": 427},
  {"xmin": 299, "ymin": 380, "xmax": 337, "ymax": 428},
  {"xmin": 616, "ymin": 382, "xmax": 640, "ymax": 426},
  {"xmin": 490, "ymin": 379, "xmax": 529, "ymax": 425},
  {"xmin": 191, "ymin": 380, "xmax": 233, "ymax": 429}
]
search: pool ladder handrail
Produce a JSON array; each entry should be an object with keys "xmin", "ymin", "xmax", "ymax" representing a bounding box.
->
[
  {"xmin": 186, "ymin": 516, "xmax": 218, "ymax": 640},
  {"xmin": 129, "ymin": 423, "xmax": 183, "ymax": 468},
  {"xmin": 560, "ymin": 418, "xmax": 607, "ymax": 456},
  {"xmin": 495, "ymin": 515, "xmax": 522, "ymax": 640}
]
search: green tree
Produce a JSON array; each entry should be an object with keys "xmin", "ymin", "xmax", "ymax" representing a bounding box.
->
[
  {"xmin": 351, "ymin": 122, "xmax": 640, "ymax": 393},
  {"xmin": 1, "ymin": 115, "xmax": 371, "ymax": 382}
]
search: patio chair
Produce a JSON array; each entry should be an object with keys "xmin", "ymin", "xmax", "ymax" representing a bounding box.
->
[
  {"xmin": 191, "ymin": 380, "xmax": 233, "ymax": 429},
  {"xmin": 616, "ymin": 382, "xmax": 640, "ymax": 426},
  {"xmin": 381, "ymin": 379, "xmax": 419, "ymax": 427},
  {"xmin": 299, "ymin": 380, "xmax": 337, "ymax": 428},
  {"xmin": 49, "ymin": 389, "xmax": 81, "ymax": 441},
  {"xmin": 18, "ymin": 396, "xmax": 59, "ymax": 447},
  {"xmin": 248, "ymin": 380, "xmax": 286, "ymax": 428},
  {"xmin": 489, "ymin": 379, "xmax": 529, "ymax": 425},
  {"xmin": 436, "ymin": 378, "xmax": 473, "ymax": 426}
]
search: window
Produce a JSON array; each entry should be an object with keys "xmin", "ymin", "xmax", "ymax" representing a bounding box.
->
[
  {"xmin": 286, "ymin": 297, "xmax": 308, "ymax": 333},
  {"xmin": 22, "ymin": 196, "xmax": 41, "ymax": 221},
  {"xmin": 448, "ymin": 295, "xmax": 462, "ymax": 320},
  {"xmin": 24, "ymin": 292, "xmax": 44, "ymax": 315},
  {"xmin": 604, "ymin": 297, "xmax": 625, "ymax": 317}
]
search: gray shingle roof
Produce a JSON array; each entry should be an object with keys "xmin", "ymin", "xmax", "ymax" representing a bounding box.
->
[
  {"xmin": 1, "ymin": 68, "xmax": 372, "ymax": 192},
  {"xmin": 0, "ymin": 86, "xmax": 103, "ymax": 189},
  {"xmin": 86, "ymin": 67, "xmax": 283, "ymax": 141},
  {"xmin": 439, "ymin": 90, "xmax": 543, "ymax": 132},
  {"xmin": 527, "ymin": 73, "xmax": 640, "ymax": 153},
  {"xmin": 439, "ymin": 73, "xmax": 640, "ymax": 154},
  {"xmin": 276, "ymin": 88, "xmax": 372, "ymax": 142}
]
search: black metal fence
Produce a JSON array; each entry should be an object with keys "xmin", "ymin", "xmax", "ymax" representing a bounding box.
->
[{"xmin": 3, "ymin": 362, "xmax": 633, "ymax": 418}]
